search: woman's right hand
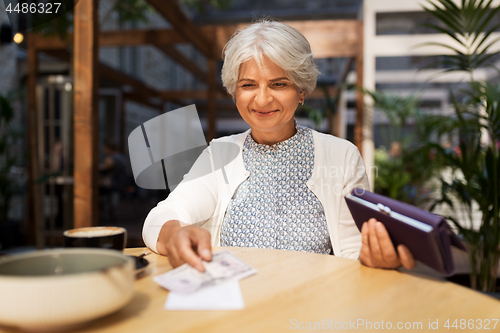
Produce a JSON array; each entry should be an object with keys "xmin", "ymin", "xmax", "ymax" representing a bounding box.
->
[{"xmin": 156, "ymin": 220, "xmax": 212, "ymax": 272}]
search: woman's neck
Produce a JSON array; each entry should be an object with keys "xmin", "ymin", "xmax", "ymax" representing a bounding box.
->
[{"xmin": 250, "ymin": 122, "xmax": 297, "ymax": 146}]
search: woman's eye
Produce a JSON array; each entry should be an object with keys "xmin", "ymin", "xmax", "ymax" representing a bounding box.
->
[
  {"xmin": 273, "ymin": 82, "xmax": 287, "ymax": 87},
  {"xmin": 241, "ymin": 84, "xmax": 254, "ymax": 88}
]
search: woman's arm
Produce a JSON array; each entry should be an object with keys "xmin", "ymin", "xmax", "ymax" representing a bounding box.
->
[
  {"xmin": 142, "ymin": 147, "xmax": 219, "ymax": 255},
  {"xmin": 156, "ymin": 220, "xmax": 212, "ymax": 272},
  {"xmin": 337, "ymin": 147, "xmax": 370, "ymax": 258}
]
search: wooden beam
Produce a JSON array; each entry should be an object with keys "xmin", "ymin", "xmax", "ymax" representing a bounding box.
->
[
  {"xmin": 155, "ymin": 44, "xmax": 207, "ymax": 81},
  {"xmin": 33, "ymin": 33, "xmax": 220, "ymax": 90},
  {"xmin": 37, "ymin": 35, "xmax": 217, "ymax": 102},
  {"xmin": 42, "ymin": 49, "xmax": 72, "ymax": 62},
  {"xmin": 355, "ymin": 22, "xmax": 364, "ymax": 154},
  {"xmin": 146, "ymin": 0, "xmax": 213, "ymax": 57},
  {"xmin": 123, "ymin": 92, "xmax": 164, "ymax": 111},
  {"xmin": 32, "ymin": 34, "xmax": 68, "ymax": 50},
  {"xmin": 197, "ymin": 103, "xmax": 238, "ymax": 112},
  {"xmin": 33, "ymin": 20, "xmax": 362, "ymax": 59},
  {"xmin": 98, "ymin": 64, "xmax": 160, "ymax": 98},
  {"xmin": 205, "ymin": 20, "xmax": 362, "ymax": 59},
  {"xmin": 159, "ymin": 89, "xmax": 216, "ymax": 100},
  {"xmin": 100, "ymin": 29, "xmax": 185, "ymax": 46},
  {"xmin": 153, "ymin": 44, "xmax": 227, "ymax": 94},
  {"xmin": 98, "ymin": 64, "xmax": 190, "ymax": 104},
  {"xmin": 41, "ymin": 48, "xmax": 180, "ymax": 107},
  {"xmin": 288, "ymin": 20, "xmax": 361, "ymax": 58},
  {"xmin": 73, "ymin": 0, "xmax": 99, "ymax": 228},
  {"xmin": 33, "ymin": 29, "xmax": 186, "ymax": 49},
  {"xmin": 201, "ymin": 26, "xmax": 223, "ymax": 59}
]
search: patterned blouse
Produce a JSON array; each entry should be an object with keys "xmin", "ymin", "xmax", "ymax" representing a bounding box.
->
[{"xmin": 220, "ymin": 124, "xmax": 332, "ymax": 254}]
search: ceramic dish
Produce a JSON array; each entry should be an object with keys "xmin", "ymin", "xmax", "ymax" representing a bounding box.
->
[{"xmin": 0, "ymin": 248, "xmax": 135, "ymax": 331}]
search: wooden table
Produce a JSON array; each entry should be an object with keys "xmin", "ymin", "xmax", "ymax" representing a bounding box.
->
[{"xmin": 4, "ymin": 247, "xmax": 500, "ymax": 332}]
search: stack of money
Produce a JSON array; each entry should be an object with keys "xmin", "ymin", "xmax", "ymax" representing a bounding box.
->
[{"xmin": 153, "ymin": 250, "xmax": 257, "ymax": 294}]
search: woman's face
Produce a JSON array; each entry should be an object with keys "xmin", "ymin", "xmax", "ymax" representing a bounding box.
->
[{"xmin": 235, "ymin": 55, "xmax": 305, "ymax": 144}]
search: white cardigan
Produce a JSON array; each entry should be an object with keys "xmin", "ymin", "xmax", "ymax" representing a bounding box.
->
[{"xmin": 142, "ymin": 129, "xmax": 370, "ymax": 259}]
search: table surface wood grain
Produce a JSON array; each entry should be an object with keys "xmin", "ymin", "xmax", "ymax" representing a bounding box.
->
[{"xmin": 2, "ymin": 247, "xmax": 499, "ymax": 333}]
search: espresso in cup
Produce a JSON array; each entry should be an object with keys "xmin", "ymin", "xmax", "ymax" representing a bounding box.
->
[{"xmin": 63, "ymin": 226, "xmax": 127, "ymax": 251}]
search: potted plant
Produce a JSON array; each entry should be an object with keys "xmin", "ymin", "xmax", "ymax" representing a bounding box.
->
[{"xmin": 419, "ymin": 0, "xmax": 500, "ymax": 292}]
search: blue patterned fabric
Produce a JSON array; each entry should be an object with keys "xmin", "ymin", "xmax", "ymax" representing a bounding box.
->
[{"xmin": 220, "ymin": 125, "xmax": 332, "ymax": 254}]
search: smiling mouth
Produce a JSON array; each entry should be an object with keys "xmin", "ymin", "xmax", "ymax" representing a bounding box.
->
[{"xmin": 253, "ymin": 109, "xmax": 278, "ymax": 114}]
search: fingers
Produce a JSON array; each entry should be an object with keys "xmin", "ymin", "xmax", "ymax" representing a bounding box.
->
[
  {"xmin": 359, "ymin": 222, "xmax": 374, "ymax": 267},
  {"xmin": 367, "ymin": 219, "xmax": 384, "ymax": 264},
  {"xmin": 195, "ymin": 232, "xmax": 212, "ymax": 262},
  {"xmin": 177, "ymin": 232, "xmax": 205, "ymax": 272},
  {"xmin": 359, "ymin": 219, "xmax": 416, "ymax": 270},
  {"xmin": 397, "ymin": 244, "xmax": 416, "ymax": 270},
  {"xmin": 166, "ymin": 240, "xmax": 184, "ymax": 268},
  {"xmin": 170, "ymin": 227, "xmax": 212, "ymax": 272},
  {"xmin": 361, "ymin": 219, "xmax": 395, "ymax": 268},
  {"xmin": 374, "ymin": 221, "xmax": 399, "ymax": 266}
]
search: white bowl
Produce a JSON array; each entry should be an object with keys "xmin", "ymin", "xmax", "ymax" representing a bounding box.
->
[{"xmin": 0, "ymin": 248, "xmax": 135, "ymax": 331}]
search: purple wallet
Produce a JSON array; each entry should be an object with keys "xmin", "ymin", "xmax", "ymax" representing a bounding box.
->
[{"xmin": 345, "ymin": 188, "xmax": 466, "ymax": 276}]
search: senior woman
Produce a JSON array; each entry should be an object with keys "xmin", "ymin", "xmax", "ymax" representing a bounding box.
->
[{"xmin": 142, "ymin": 20, "xmax": 415, "ymax": 272}]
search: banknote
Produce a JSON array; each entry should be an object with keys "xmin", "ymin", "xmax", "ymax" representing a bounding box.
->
[{"xmin": 153, "ymin": 250, "xmax": 257, "ymax": 294}]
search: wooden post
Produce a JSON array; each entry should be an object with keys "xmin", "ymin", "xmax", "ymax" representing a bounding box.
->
[
  {"xmin": 73, "ymin": 0, "xmax": 99, "ymax": 228},
  {"xmin": 27, "ymin": 35, "xmax": 44, "ymax": 248},
  {"xmin": 355, "ymin": 22, "xmax": 364, "ymax": 155},
  {"xmin": 207, "ymin": 58, "xmax": 217, "ymax": 142}
]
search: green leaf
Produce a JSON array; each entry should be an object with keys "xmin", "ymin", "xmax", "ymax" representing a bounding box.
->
[
  {"xmin": 418, "ymin": 41, "xmax": 468, "ymax": 55},
  {"xmin": 469, "ymin": 0, "xmax": 496, "ymax": 38},
  {"xmin": 441, "ymin": 0, "xmax": 461, "ymax": 11},
  {"xmin": 420, "ymin": 23, "xmax": 467, "ymax": 46},
  {"xmin": 439, "ymin": 0, "xmax": 462, "ymax": 17},
  {"xmin": 472, "ymin": 30, "xmax": 500, "ymax": 55},
  {"xmin": 470, "ymin": 48, "xmax": 500, "ymax": 68},
  {"xmin": 427, "ymin": 0, "xmax": 463, "ymax": 24},
  {"xmin": 423, "ymin": 5, "xmax": 464, "ymax": 35}
]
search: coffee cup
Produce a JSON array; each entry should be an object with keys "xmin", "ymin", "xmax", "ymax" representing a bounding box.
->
[{"xmin": 63, "ymin": 226, "xmax": 127, "ymax": 251}]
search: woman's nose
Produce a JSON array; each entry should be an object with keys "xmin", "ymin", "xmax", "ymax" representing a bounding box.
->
[{"xmin": 254, "ymin": 87, "xmax": 273, "ymax": 106}]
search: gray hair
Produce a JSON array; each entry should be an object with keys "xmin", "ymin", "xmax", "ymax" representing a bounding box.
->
[{"xmin": 221, "ymin": 19, "xmax": 319, "ymax": 98}]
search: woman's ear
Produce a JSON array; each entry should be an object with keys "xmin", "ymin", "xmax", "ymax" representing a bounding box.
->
[{"xmin": 299, "ymin": 89, "xmax": 306, "ymax": 104}]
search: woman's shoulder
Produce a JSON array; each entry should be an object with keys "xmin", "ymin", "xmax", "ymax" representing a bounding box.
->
[
  {"xmin": 204, "ymin": 130, "xmax": 250, "ymax": 163},
  {"xmin": 309, "ymin": 128, "xmax": 359, "ymax": 153},
  {"xmin": 210, "ymin": 130, "xmax": 250, "ymax": 146}
]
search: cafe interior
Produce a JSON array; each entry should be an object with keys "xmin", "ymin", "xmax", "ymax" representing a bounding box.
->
[{"xmin": 0, "ymin": 0, "xmax": 500, "ymax": 331}]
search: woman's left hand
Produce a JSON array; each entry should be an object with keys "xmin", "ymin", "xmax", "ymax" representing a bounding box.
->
[{"xmin": 359, "ymin": 218, "xmax": 416, "ymax": 270}]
